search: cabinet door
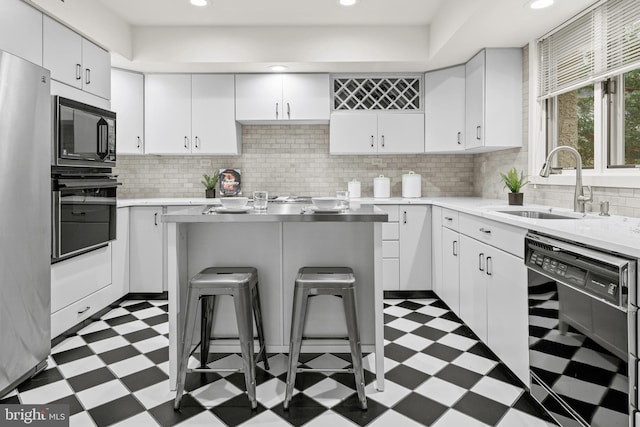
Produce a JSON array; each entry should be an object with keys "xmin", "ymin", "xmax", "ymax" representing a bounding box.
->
[
  {"xmin": 425, "ymin": 65, "xmax": 465, "ymax": 152},
  {"xmin": 43, "ymin": 16, "xmax": 83, "ymax": 90},
  {"xmin": 459, "ymin": 235, "xmax": 488, "ymax": 342},
  {"xmin": 129, "ymin": 207, "xmax": 164, "ymax": 293},
  {"xmin": 282, "ymin": 74, "xmax": 330, "ymax": 121},
  {"xmin": 111, "ymin": 69, "xmax": 144, "ymax": 154},
  {"xmin": 377, "ymin": 113, "xmax": 425, "ymax": 154},
  {"xmin": 465, "ymin": 50, "xmax": 485, "ymax": 150},
  {"xmin": 431, "ymin": 207, "xmax": 443, "ymax": 296},
  {"xmin": 329, "ymin": 113, "xmax": 378, "ymax": 154},
  {"xmin": 81, "ymin": 39, "xmax": 111, "ymax": 99},
  {"xmin": 235, "ymin": 74, "xmax": 282, "ymax": 121},
  {"xmin": 399, "ymin": 206, "xmax": 431, "ymax": 290},
  {"xmin": 441, "ymin": 227, "xmax": 460, "ymax": 315},
  {"xmin": 383, "ymin": 258, "xmax": 400, "ymax": 291},
  {"xmin": 191, "ymin": 74, "xmax": 240, "ymax": 155},
  {"xmin": 486, "ymin": 247, "xmax": 529, "ymax": 384},
  {"xmin": 145, "ymin": 74, "xmax": 192, "ymax": 154},
  {"xmin": 0, "ymin": 0, "xmax": 42, "ymax": 65}
]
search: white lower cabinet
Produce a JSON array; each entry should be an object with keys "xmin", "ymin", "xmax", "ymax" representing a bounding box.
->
[
  {"xmin": 129, "ymin": 206, "xmax": 164, "ymax": 293},
  {"xmin": 50, "ymin": 245, "xmax": 113, "ymax": 338},
  {"xmin": 441, "ymin": 226, "xmax": 460, "ymax": 315},
  {"xmin": 111, "ymin": 207, "xmax": 130, "ymax": 300}
]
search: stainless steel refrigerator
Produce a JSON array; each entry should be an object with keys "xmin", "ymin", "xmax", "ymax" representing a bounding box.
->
[{"xmin": 0, "ymin": 50, "xmax": 52, "ymax": 397}]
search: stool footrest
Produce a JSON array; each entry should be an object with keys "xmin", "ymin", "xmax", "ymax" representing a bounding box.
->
[
  {"xmin": 297, "ymin": 368, "xmax": 354, "ymax": 374},
  {"xmin": 301, "ymin": 336, "xmax": 349, "ymax": 340},
  {"xmin": 188, "ymin": 367, "xmax": 242, "ymax": 374}
]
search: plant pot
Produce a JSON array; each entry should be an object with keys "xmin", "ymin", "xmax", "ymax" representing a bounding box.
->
[
  {"xmin": 508, "ymin": 192, "xmax": 523, "ymax": 206},
  {"xmin": 205, "ymin": 189, "xmax": 216, "ymax": 198}
]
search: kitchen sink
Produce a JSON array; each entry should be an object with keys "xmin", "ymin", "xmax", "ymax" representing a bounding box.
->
[{"xmin": 495, "ymin": 210, "xmax": 580, "ymax": 220}]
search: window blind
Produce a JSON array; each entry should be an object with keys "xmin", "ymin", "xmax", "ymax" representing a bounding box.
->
[{"xmin": 538, "ymin": 0, "xmax": 640, "ymax": 99}]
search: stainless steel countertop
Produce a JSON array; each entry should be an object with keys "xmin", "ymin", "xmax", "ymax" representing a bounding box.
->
[{"xmin": 161, "ymin": 202, "xmax": 388, "ymax": 223}]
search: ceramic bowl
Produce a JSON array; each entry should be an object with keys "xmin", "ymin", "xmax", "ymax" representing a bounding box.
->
[
  {"xmin": 220, "ymin": 197, "xmax": 249, "ymax": 209},
  {"xmin": 311, "ymin": 197, "xmax": 339, "ymax": 210}
]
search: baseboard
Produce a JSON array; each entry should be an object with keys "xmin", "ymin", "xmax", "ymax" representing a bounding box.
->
[
  {"xmin": 383, "ymin": 290, "xmax": 437, "ymax": 299},
  {"xmin": 126, "ymin": 291, "xmax": 168, "ymax": 300}
]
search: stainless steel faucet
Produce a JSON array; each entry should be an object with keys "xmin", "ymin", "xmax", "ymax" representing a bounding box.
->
[{"xmin": 539, "ymin": 146, "xmax": 592, "ymax": 213}]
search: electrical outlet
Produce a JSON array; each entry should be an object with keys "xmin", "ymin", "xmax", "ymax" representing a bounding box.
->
[
  {"xmin": 200, "ymin": 159, "xmax": 211, "ymax": 167},
  {"xmin": 372, "ymin": 158, "xmax": 383, "ymax": 166}
]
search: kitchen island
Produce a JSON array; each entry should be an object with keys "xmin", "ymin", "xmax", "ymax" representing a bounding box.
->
[{"xmin": 162, "ymin": 202, "xmax": 388, "ymax": 391}]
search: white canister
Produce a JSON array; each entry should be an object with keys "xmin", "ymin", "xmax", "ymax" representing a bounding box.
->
[
  {"xmin": 373, "ymin": 175, "xmax": 390, "ymax": 198},
  {"xmin": 402, "ymin": 171, "xmax": 421, "ymax": 198},
  {"xmin": 347, "ymin": 179, "xmax": 361, "ymax": 198}
]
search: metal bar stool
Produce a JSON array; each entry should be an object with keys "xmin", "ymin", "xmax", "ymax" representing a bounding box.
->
[
  {"xmin": 174, "ymin": 267, "xmax": 269, "ymax": 410},
  {"xmin": 284, "ymin": 266, "xmax": 367, "ymax": 410}
]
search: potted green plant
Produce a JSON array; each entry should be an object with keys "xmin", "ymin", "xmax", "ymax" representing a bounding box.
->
[
  {"xmin": 500, "ymin": 167, "xmax": 529, "ymax": 205},
  {"xmin": 201, "ymin": 170, "xmax": 219, "ymax": 198}
]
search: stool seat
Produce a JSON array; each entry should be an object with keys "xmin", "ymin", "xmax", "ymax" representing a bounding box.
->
[
  {"xmin": 284, "ymin": 266, "xmax": 367, "ymax": 410},
  {"xmin": 174, "ymin": 266, "xmax": 268, "ymax": 411}
]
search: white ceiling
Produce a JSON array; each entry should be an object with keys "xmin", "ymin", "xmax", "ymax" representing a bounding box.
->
[{"xmin": 28, "ymin": 0, "xmax": 597, "ymax": 73}]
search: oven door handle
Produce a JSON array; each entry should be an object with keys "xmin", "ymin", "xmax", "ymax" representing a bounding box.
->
[{"xmin": 57, "ymin": 180, "xmax": 121, "ymax": 189}]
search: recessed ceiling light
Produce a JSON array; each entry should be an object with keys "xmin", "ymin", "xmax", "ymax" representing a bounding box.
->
[
  {"xmin": 339, "ymin": 0, "xmax": 358, "ymax": 6},
  {"xmin": 526, "ymin": 0, "xmax": 554, "ymax": 9},
  {"xmin": 190, "ymin": 0, "xmax": 208, "ymax": 6},
  {"xmin": 270, "ymin": 65, "xmax": 288, "ymax": 72}
]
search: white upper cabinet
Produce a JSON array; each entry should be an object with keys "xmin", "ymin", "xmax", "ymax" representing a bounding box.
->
[
  {"xmin": 425, "ymin": 65, "xmax": 465, "ymax": 153},
  {"xmin": 235, "ymin": 74, "xmax": 330, "ymax": 122},
  {"xmin": 464, "ymin": 48, "xmax": 522, "ymax": 151},
  {"xmin": 145, "ymin": 74, "xmax": 240, "ymax": 155},
  {"xmin": 330, "ymin": 112, "xmax": 424, "ymax": 154},
  {"xmin": 111, "ymin": 69, "xmax": 144, "ymax": 154},
  {"xmin": 0, "ymin": 0, "xmax": 42, "ymax": 66},
  {"xmin": 43, "ymin": 16, "xmax": 111, "ymax": 99}
]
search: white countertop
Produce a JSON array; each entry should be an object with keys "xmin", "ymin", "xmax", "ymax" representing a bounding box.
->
[{"xmin": 118, "ymin": 196, "xmax": 640, "ymax": 258}]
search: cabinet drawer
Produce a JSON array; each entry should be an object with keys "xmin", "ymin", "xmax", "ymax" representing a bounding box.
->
[
  {"xmin": 376, "ymin": 205, "xmax": 399, "ymax": 222},
  {"xmin": 441, "ymin": 208, "xmax": 459, "ymax": 230},
  {"xmin": 459, "ymin": 213, "xmax": 526, "ymax": 258},
  {"xmin": 382, "ymin": 223, "xmax": 399, "ymax": 240},
  {"xmin": 51, "ymin": 284, "xmax": 113, "ymax": 339},
  {"xmin": 382, "ymin": 241, "xmax": 400, "ymax": 258},
  {"xmin": 383, "ymin": 258, "xmax": 400, "ymax": 291}
]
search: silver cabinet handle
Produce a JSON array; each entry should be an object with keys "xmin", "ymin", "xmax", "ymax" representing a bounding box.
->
[
  {"xmin": 85, "ymin": 68, "xmax": 91, "ymax": 84},
  {"xmin": 381, "ymin": 135, "xmax": 385, "ymax": 148},
  {"xmin": 195, "ymin": 136, "xmax": 200, "ymax": 149},
  {"xmin": 276, "ymin": 102, "xmax": 279, "ymax": 119},
  {"xmin": 457, "ymin": 131, "xmax": 462, "ymax": 145},
  {"xmin": 287, "ymin": 102, "xmax": 290, "ymax": 119},
  {"xmin": 77, "ymin": 306, "xmax": 90, "ymax": 315},
  {"xmin": 370, "ymin": 135, "xmax": 374, "ymax": 148},
  {"xmin": 452, "ymin": 240, "xmax": 457, "ymax": 256},
  {"xmin": 486, "ymin": 256, "xmax": 493, "ymax": 276},
  {"xmin": 154, "ymin": 212, "xmax": 158, "ymax": 226},
  {"xmin": 403, "ymin": 211, "xmax": 407, "ymax": 224},
  {"xmin": 444, "ymin": 216, "xmax": 453, "ymax": 221},
  {"xmin": 184, "ymin": 136, "xmax": 189, "ymax": 149},
  {"xmin": 479, "ymin": 227, "xmax": 491, "ymax": 234},
  {"xmin": 479, "ymin": 253, "xmax": 485, "ymax": 271},
  {"xmin": 476, "ymin": 125, "xmax": 481, "ymax": 140},
  {"xmin": 76, "ymin": 64, "xmax": 82, "ymax": 80},
  {"xmin": 137, "ymin": 136, "xmax": 141, "ymax": 149}
]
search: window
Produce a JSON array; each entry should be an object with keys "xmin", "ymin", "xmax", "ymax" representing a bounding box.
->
[{"xmin": 533, "ymin": 0, "xmax": 640, "ymax": 185}]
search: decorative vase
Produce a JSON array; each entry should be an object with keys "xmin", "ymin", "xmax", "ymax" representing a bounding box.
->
[
  {"xmin": 508, "ymin": 192, "xmax": 523, "ymax": 206},
  {"xmin": 205, "ymin": 189, "xmax": 215, "ymax": 198}
]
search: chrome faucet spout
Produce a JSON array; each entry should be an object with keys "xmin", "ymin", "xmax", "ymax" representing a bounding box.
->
[{"xmin": 539, "ymin": 146, "xmax": 592, "ymax": 213}]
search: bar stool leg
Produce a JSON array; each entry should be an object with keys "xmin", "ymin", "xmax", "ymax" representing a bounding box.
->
[
  {"xmin": 343, "ymin": 287, "xmax": 367, "ymax": 410},
  {"xmin": 251, "ymin": 282, "xmax": 269, "ymax": 370},
  {"xmin": 284, "ymin": 286, "xmax": 309, "ymax": 410},
  {"xmin": 234, "ymin": 286, "xmax": 257, "ymax": 409},
  {"xmin": 199, "ymin": 296, "xmax": 215, "ymax": 368},
  {"xmin": 174, "ymin": 288, "xmax": 200, "ymax": 410}
]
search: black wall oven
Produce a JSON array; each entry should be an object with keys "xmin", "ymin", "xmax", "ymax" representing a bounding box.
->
[
  {"xmin": 51, "ymin": 169, "xmax": 120, "ymax": 262},
  {"xmin": 525, "ymin": 232, "xmax": 637, "ymax": 427}
]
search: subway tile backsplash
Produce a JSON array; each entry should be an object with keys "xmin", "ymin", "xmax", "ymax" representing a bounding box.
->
[{"xmin": 115, "ymin": 125, "xmax": 476, "ymax": 199}]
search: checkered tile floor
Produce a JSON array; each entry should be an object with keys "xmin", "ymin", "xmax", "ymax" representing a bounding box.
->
[{"xmin": 1, "ymin": 297, "xmax": 558, "ymax": 426}]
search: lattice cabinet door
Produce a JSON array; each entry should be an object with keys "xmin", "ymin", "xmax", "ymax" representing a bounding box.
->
[{"xmin": 332, "ymin": 76, "xmax": 422, "ymax": 111}]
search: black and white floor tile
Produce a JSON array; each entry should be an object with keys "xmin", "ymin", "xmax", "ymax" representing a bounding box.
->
[{"xmin": 1, "ymin": 297, "xmax": 559, "ymax": 426}]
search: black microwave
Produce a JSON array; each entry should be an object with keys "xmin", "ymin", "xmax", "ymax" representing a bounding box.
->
[{"xmin": 53, "ymin": 96, "xmax": 116, "ymax": 168}]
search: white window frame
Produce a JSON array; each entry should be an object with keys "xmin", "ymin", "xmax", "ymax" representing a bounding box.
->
[{"xmin": 528, "ymin": 40, "xmax": 640, "ymax": 189}]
